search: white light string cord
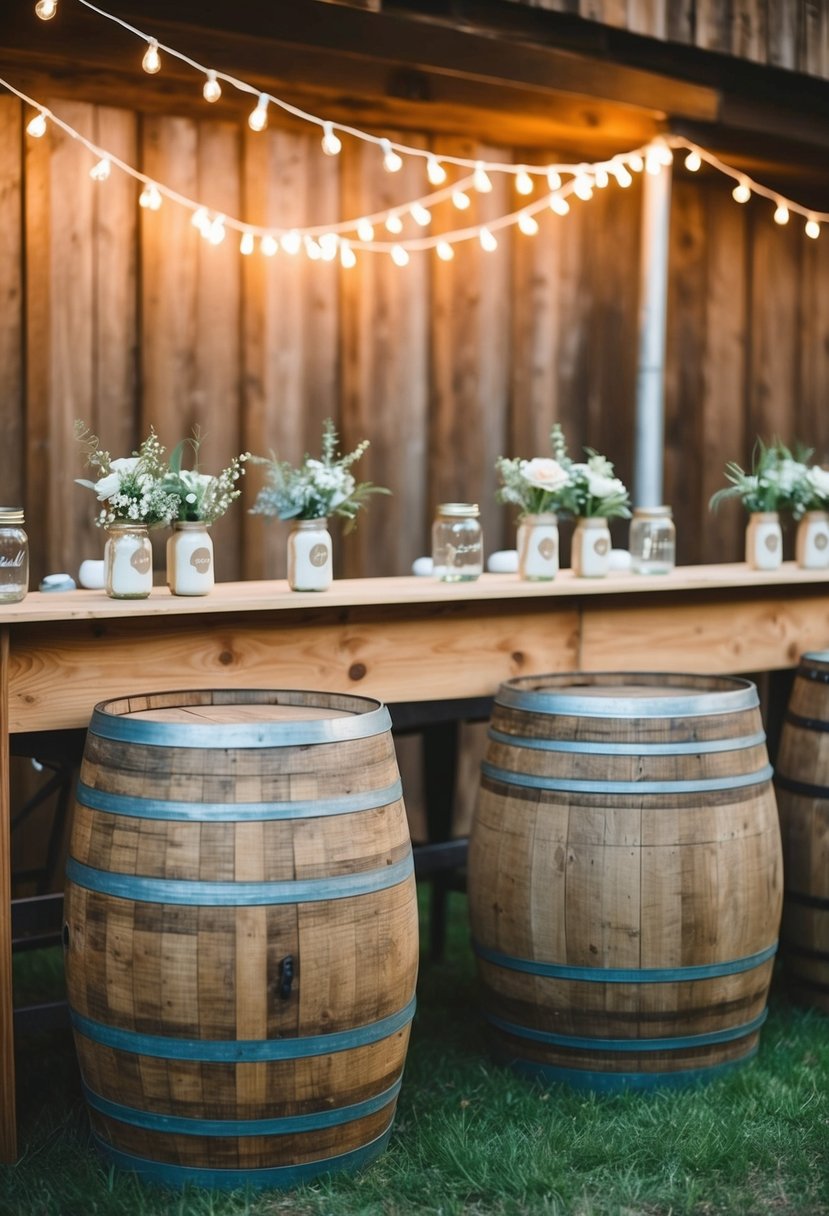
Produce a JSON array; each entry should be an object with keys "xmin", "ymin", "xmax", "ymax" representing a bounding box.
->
[{"xmin": 5, "ymin": 72, "xmax": 827, "ymax": 262}]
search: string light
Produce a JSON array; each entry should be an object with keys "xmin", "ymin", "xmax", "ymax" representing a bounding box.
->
[
  {"xmin": 304, "ymin": 236, "xmax": 322, "ymax": 260},
  {"xmin": 381, "ymin": 139, "xmax": 403, "ymax": 173},
  {"xmin": 385, "ymin": 213, "xmax": 404, "ymax": 234},
  {"xmin": 340, "ymin": 241, "xmax": 357, "ymax": 268},
  {"xmin": 89, "ymin": 157, "xmax": 111, "ymax": 181},
  {"xmin": 685, "ymin": 150, "xmax": 702, "ymax": 172},
  {"xmin": 191, "ymin": 207, "xmax": 210, "ymax": 234},
  {"xmin": 452, "ymin": 190, "xmax": 471, "ymax": 211},
  {"xmin": 427, "ymin": 156, "xmax": 447, "ymax": 186},
  {"xmin": 26, "ymin": 110, "xmax": 47, "ymax": 138},
  {"xmin": 546, "ymin": 169, "xmax": 562, "ymax": 191},
  {"xmin": 774, "ymin": 202, "xmax": 790, "ymax": 225},
  {"xmin": 248, "ymin": 94, "xmax": 269, "ymax": 132},
  {"xmin": 391, "ymin": 244, "xmax": 409, "ymax": 266},
  {"xmin": 806, "ymin": 218, "xmax": 821, "ymax": 239},
  {"xmin": 732, "ymin": 180, "xmax": 752, "ymax": 204},
  {"xmin": 473, "ymin": 163, "xmax": 493, "ymax": 193},
  {"xmin": 239, "ymin": 231, "xmax": 255, "ymax": 255},
  {"xmin": 572, "ymin": 173, "xmax": 594, "ymax": 201},
  {"xmin": 479, "ymin": 227, "xmax": 497, "ymax": 251},
  {"xmin": 515, "ymin": 169, "xmax": 534, "ymax": 196},
  {"xmin": 435, "ymin": 241, "xmax": 455, "ymax": 261},
  {"xmin": 138, "ymin": 182, "xmax": 162, "ymax": 211},
  {"xmin": 628, "ymin": 153, "xmax": 644, "ymax": 173},
  {"xmin": 319, "ymin": 232, "xmax": 339, "ymax": 260},
  {"xmin": 356, "ymin": 218, "xmax": 374, "ymax": 242},
  {"xmin": 550, "ymin": 195, "xmax": 570, "ymax": 216},
  {"xmin": 517, "ymin": 213, "xmax": 539, "ymax": 236},
  {"xmin": 142, "ymin": 40, "xmax": 161, "ymax": 75},
  {"xmin": 594, "ymin": 168, "xmax": 609, "ymax": 189},
  {"xmin": 410, "ymin": 203, "xmax": 431, "ymax": 227},
  {"xmin": 281, "ymin": 230, "xmax": 301, "ymax": 254},
  {"xmin": 35, "ymin": 0, "xmax": 58, "ymax": 18},
  {"xmin": 261, "ymin": 233, "xmax": 278, "ymax": 256},
  {"xmin": 611, "ymin": 161, "xmax": 633, "ymax": 188},
  {"xmin": 203, "ymin": 71, "xmax": 221, "ymax": 103},
  {"xmin": 321, "ymin": 122, "xmax": 342, "ymax": 157},
  {"xmin": 207, "ymin": 215, "xmax": 226, "ymax": 245}
]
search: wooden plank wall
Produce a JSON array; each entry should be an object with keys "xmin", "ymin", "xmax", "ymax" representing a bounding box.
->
[
  {"xmin": 1, "ymin": 96, "xmax": 829, "ymax": 584},
  {"xmin": 505, "ymin": 0, "xmax": 829, "ymax": 77}
]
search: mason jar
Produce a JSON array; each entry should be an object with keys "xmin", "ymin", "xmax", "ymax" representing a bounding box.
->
[
  {"xmin": 432, "ymin": 503, "xmax": 483, "ymax": 582},
  {"xmin": 629, "ymin": 506, "xmax": 676, "ymax": 574},
  {"xmin": 0, "ymin": 508, "xmax": 29, "ymax": 603}
]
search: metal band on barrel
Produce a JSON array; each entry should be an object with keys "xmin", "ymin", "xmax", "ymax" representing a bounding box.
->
[
  {"xmin": 472, "ymin": 939, "xmax": 777, "ymax": 982},
  {"xmin": 487, "ymin": 729, "xmax": 767, "ymax": 756},
  {"xmin": 495, "ymin": 679, "xmax": 759, "ymax": 719},
  {"xmin": 481, "ymin": 760, "xmax": 774, "ymax": 795}
]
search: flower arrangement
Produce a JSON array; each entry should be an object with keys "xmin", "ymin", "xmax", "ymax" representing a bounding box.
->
[
  {"xmin": 161, "ymin": 430, "xmax": 246, "ymax": 524},
  {"xmin": 709, "ymin": 440, "xmax": 811, "ymax": 515},
  {"xmin": 248, "ymin": 419, "xmax": 389, "ymax": 530},
  {"xmin": 75, "ymin": 421, "xmax": 180, "ymax": 527},
  {"xmin": 496, "ymin": 425, "xmax": 630, "ymax": 520},
  {"xmin": 791, "ymin": 463, "xmax": 829, "ymax": 519}
]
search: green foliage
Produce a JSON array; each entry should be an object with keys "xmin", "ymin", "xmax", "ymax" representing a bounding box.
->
[
  {"xmin": 160, "ymin": 429, "xmax": 246, "ymax": 524},
  {"xmin": 6, "ymin": 901, "xmax": 829, "ymax": 1216},
  {"xmin": 248, "ymin": 420, "xmax": 389, "ymax": 532},
  {"xmin": 709, "ymin": 439, "xmax": 814, "ymax": 516},
  {"xmin": 496, "ymin": 426, "xmax": 631, "ymax": 522}
]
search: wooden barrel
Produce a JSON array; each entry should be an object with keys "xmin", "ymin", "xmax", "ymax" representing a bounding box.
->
[
  {"xmin": 64, "ymin": 689, "xmax": 419, "ymax": 1189},
  {"xmin": 468, "ymin": 672, "xmax": 782, "ymax": 1092},
  {"xmin": 775, "ymin": 651, "xmax": 829, "ymax": 1010}
]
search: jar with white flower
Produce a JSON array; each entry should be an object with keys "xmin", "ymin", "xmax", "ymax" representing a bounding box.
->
[
  {"xmin": 162, "ymin": 451, "xmax": 244, "ymax": 596},
  {"xmin": 710, "ymin": 440, "xmax": 808, "ymax": 572},
  {"xmin": 793, "ymin": 465, "xmax": 829, "ymax": 570},
  {"xmin": 571, "ymin": 517, "xmax": 613, "ymax": 578},
  {"xmin": 495, "ymin": 454, "xmax": 569, "ymax": 581},
  {"xmin": 104, "ymin": 523, "xmax": 153, "ymax": 598},
  {"xmin": 547, "ymin": 424, "xmax": 630, "ymax": 579}
]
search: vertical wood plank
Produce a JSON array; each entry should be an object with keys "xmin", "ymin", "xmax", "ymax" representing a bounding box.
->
[
  {"xmin": 696, "ymin": 0, "xmax": 734, "ymax": 52},
  {"xmin": 627, "ymin": 0, "xmax": 667, "ymax": 37},
  {"xmin": 767, "ymin": 0, "xmax": 799, "ymax": 68},
  {"xmin": 0, "ymin": 99, "xmax": 23, "ymax": 517},
  {"xmin": 732, "ymin": 0, "xmax": 769, "ymax": 62},
  {"xmin": 798, "ymin": 217, "xmax": 829, "ymax": 462},
  {"xmin": 340, "ymin": 133, "xmax": 430, "ymax": 578},
  {"xmin": 800, "ymin": 0, "xmax": 829, "ymax": 75},
  {"xmin": 747, "ymin": 207, "xmax": 801, "ymax": 445}
]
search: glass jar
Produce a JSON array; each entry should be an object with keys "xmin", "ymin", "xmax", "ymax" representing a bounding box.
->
[
  {"xmin": 104, "ymin": 523, "xmax": 153, "ymax": 599},
  {"xmin": 432, "ymin": 503, "xmax": 483, "ymax": 582},
  {"xmin": 287, "ymin": 518, "xmax": 333, "ymax": 591},
  {"xmin": 167, "ymin": 522, "xmax": 214, "ymax": 596},
  {"xmin": 629, "ymin": 506, "xmax": 676, "ymax": 575},
  {"xmin": 0, "ymin": 508, "xmax": 29, "ymax": 603}
]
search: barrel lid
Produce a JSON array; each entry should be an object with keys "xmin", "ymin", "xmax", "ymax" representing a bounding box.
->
[
  {"xmin": 89, "ymin": 689, "xmax": 392, "ymax": 747},
  {"xmin": 495, "ymin": 672, "xmax": 759, "ymax": 718}
]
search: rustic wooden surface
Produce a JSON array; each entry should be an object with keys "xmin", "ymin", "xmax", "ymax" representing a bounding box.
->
[{"xmin": 0, "ymin": 630, "xmax": 14, "ymax": 1161}]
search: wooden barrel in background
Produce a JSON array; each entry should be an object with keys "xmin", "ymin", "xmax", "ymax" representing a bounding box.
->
[
  {"xmin": 775, "ymin": 651, "xmax": 829, "ymax": 1010},
  {"xmin": 64, "ymin": 689, "xmax": 419, "ymax": 1189},
  {"xmin": 468, "ymin": 672, "xmax": 782, "ymax": 1092}
]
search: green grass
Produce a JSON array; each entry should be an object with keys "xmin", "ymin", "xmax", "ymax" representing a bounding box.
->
[{"xmin": 4, "ymin": 893, "xmax": 829, "ymax": 1216}]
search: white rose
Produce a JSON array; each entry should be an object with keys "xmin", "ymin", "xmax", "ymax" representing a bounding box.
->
[
  {"xmin": 586, "ymin": 470, "xmax": 626, "ymax": 499},
  {"xmin": 93, "ymin": 472, "xmax": 122, "ymax": 501},
  {"xmin": 808, "ymin": 466, "xmax": 829, "ymax": 497},
  {"xmin": 521, "ymin": 458, "xmax": 569, "ymax": 492}
]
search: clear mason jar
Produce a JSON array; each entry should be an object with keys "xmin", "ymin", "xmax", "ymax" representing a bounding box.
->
[
  {"xmin": 104, "ymin": 523, "xmax": 153, "ymax": 599},
  {"xmin": 432, "ymin": 503, "xmax": 483, "ymax": 582},
  {"xmin": 0, "ymin": 508, "xmax": 29, "ymax": 603},
  {"xmin": 629, "ymin": 506, "xmax": 676, "ymax": 574},
  {"xmin": 167, "ymin": 522, "xmax": 214, "ymax": 596},
  {"xmin": 287, "ymin": 518, "xmax": 333, "ymax": 591}
]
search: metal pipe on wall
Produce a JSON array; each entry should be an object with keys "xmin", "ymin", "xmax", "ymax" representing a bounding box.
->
[{"xmin": 633, "ymin": 159, "xmax": 672, "ymax": 507}]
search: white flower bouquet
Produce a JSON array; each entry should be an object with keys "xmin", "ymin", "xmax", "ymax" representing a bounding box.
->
[
  {"xmin": 161, "ymin": 430, "xmax": 246, "ymax": 524},
  {"xmin": 497, "ymin": 425, "xmax": 630, "ymax": 521},
  {"xmin": 710, "ymin": 440, "xmax": 811, "ymax": 515},
  {"xmin": 791, "ymin": 463, "xmax": 829, "ymax": 519},
  {"xmin": 495, "ymin": 454, "xmax": 570, "ymax": 517},
  {"xmin": 248, "ymin": 419, "xmax": 389, "ymax": 531},
  {"xmin": 75, "ymin": 421, "xmax": 180, "ymax": 527}
]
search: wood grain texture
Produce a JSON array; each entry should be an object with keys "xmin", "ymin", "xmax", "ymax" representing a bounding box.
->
[
  {"xmin": 0, "ymin": 629, "xmax": 16, "ymax": 1162},
  {"xmin": 0, "ymin": 98, "xmax": 23, "ymax": 515},
  {"xmin": 468, "ymin": 671, "xmax": 782, "ymax": 1086},
  {"xmin": 64, "ymin": 689, "xmax": 418, "ymax": 1171}
]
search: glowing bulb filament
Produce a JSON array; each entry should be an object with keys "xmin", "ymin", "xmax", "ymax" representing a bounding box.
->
[
  {"xmin": 594, "ymin": 168, "xmax": 609, "ymax": 189},
  {"xmin": 281, "ymin": 230, "xmax": 301, "ymax": 255},
  {"xmin": 473, "ymin": 163, "xmax": 492, "ymax": 193},
  {"xmin": 774, "ymin": 202, "xmax": 790, "ymax": 225},
  {"xmin": 356, "ymin": 218, "xmax": 374, "ymax": 242},
  {"xmin": 89, "ymin": 157, "xmax": 111, "ymax": 182},
  {"xmin": 684, "ymin": 150, "xmax": 702, "ymax": 172},
  {"xmin": 139, "ymin": 183, "xmax": 162, "ymax": 211},
  {"xmin": 410, "ymin": 203, "xmax": 431, "ymax": 227},
  {"xmin": 319, "ymin": 233, "xmax": 339, "ymax": 261},
  {"xmin": 515, "ymin": 169, "xmax": 534, "ymax": 196},
  {"xmin": 550, "ymin": 194, "xmax": 570, "ymax": 217},
  {"xmin": 732, "ymin": 180, "xmax": 751, "ymax": 204},
  {"xmin": 381, "ymin": 140, "xmax": 403, "ymax": 173},
  {"xmin": 340, "ymin": 242, "xmax": 357, "ymax": 268},
  {"xmin": 546, "ymin": 168, "xmax": 562, "ymax": 191},
  {"xmin": 35, "ymin": 0, "xmax": 58, "ymax": 19},
  {"xmin": 628, "ymin": 154, "xmax": 644, "ymax": 173},
  {"xmin": 436, "ymin": 241, "xmax": 454, "ymax": 261},
  {"xmin": 321, "ymin": 122, "xmax": 342, "ymax": 157},
  {"xmin": 518, "ymin": 213, "xmax": 539, "ymax": 236},
  {"xmin": 612, "ymin": 162, "xmax": 633, "ymax": 188},
  {"xmin": 248, "ymin": 94, "xmax": 269, "ymax": 132},
  {"xmin": 26, "ymin": 111, "xmax": 47, "ymax": 138},
  {"xmin": 142, "ymin": 40, "xmax": 161, "ymax": 75},
  {"xmin": 479, "ymin": 227, "xmax": 497, "ymax": 252},
  {"xmin": 261, "ymin": 234, "xmax": 278, "ymax": 256},
  {"xmin": 427, "ymin": 156, "xmax": 446, "ymax": 186},
  {"xmin": 203, "ymin": 71, "xmax": 222, "ymax": 103},
  {"xmin": 207, "ymin": 216, "xmax": 226, "ymax": 245},
  {"xmin": 573, "ymin": 174, "xmax": 593, "ymax": 200},
  {"xmin": 239, "ymin": 232, "xmax": 255, "ymax": 255},
  {"xmin": 385, "ymin": 213, "xmax": 403, "ymax": 234},
  {"xmin": 305, "ymin": 237, "xmax": 322, "ymax": 261},
  {"xmin": 806, "ymin": 218, "xmax": 821, "ymax": 239},
  {"xmin": 192, "ymin": 207, "xmax": 210, "ymax": 234},
  {"xmin": 452, "ymin": 190, "xmax": 470, "ymax": 211},
  {"xmin": 391, "ymin": 245, "xmax": 409, "ymax": 266}
]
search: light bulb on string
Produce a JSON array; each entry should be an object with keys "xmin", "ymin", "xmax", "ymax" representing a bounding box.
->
[
  {"xmin": 391, "ymin": 244, "xmax": 410, "ymax": 266},
  {"xmin": 573, "ymin": 173, "xmax": 594, "ymax": 200},
  {"xmin": 381, "ymin": 139, "xmax": 403, "ymax": 173},
  {"xmin": 203, "ymin": 71, "xmax": 222, "ymax": 103},
  {"xmin": 427, "ymin": 155, "xmax": 447, "ymax": 186},
  {"xmin": 410, "ymin": 202, "xmax": 431, "ymax": 227},
  {"xmin": 611, "ymin": 161, "xmax": 633, "ymax": 188},
  {"xmin": 452, "ymin": 190, "xmax": 470, "ymax": 211},
  {"xmin": 138, "ymin": 182, "xmax": 162, "ymax": 211},
  {"xmin": 473, "ymin": 163, "xmax": 492, "ymax": 193},
  {"xmin": 546, "ymin": 168, "xmax": 562, "ymax": 191},
  {"xmin": 479, "ymin": 227, "xmax": 497, "ymax": 252},
  {"xmin": 207, "ymin": 216, "xmax": 226, "ymax": 245},
  {"xmin": 774, "ymin": 202, "xmax": 790, "ymax": 225},
  {"xmin": 142, "ymin": 40, "xmax": 161, "ymax": 74},
  {"xmin": 261, "ymin": 234, "xmax": 278, "ymax": 256},
  {"xmin": 248, "ymin": 94, "xmax": 269, "ymax": 132},
  {"xmin": 319, "ymin": 233, "xmax": 339, "ymax": 260},
  {"xmin": 385, "ymin": 213, "xmax": 403, "ymax": 234},
  {"xmin": 594, "ymin": 167, "xmax": 609, "ymax": 189},
  {"xmin": 515, "ymin": 168, "xmax": 534, "ymax": 196},
  {"xmin": 340, "ymin": 241, "xmax": 357, "ymax": 268},
  {"xmin": 518, "ymin": 212, "xmax": 539, "ymax": 236},
  {"xmin": 732, "ymin": 179, "xmax": 751, "ymax": 204},
  {"xmin": 305, "ymin": 236, "xmax": 322, "ymax": 261},
  {"xmin": 436, "ymin": 241, "xmax": 455, "ymax": 261},
  {"xmin": 645, "ymin": 146, "xmax": 663, "ymax": 175},
  {"xmin": 89, "ymin": 157, "xmax": 111, "ymax": 181},
  {"xmin": 239, "ymin": 231, "xmax": 255, "ymax": 255},
  {"xmin": 684, "ymin": 150, "xmax": 702, "ymax": 172},
  {"xmin": 356, "ymin": 218, "xmax": 374, "ymax": 242},
  {"xmin": 550, "ymin": 194, "xmax": 570, "ymax": 216},
  {"xmin": 281, "ymin": 230, "xmax": 301, "ymax": 254},
  {"xmin": 628, "ymin": 153, "xmax": 644, "ymax": 173},
  {"xmin": 191, "ymin": 207, "xmax": 210, "ymax": 234},
  {"xmin": 655, "ymin": 141, "xmax": 673, "ymax": 166},
  {"xmin": 26, "ymin": 110, "xmax": 47, "ymax": 138},
  {"xmin": 321, "ymin": 122, "xmax": 342, "ymax": 157},
  {"xmin": 806, "ymin": 218, "xmax": 821, "ymax": 239},
  {"xmin": 35, "ymin": 0, "xmax": 58, "ymax": 19}
]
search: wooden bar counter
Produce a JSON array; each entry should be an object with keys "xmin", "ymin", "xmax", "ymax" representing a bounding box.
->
[{"xmin": 3, "ymin": 562, "xmax": 829, "ymax": 1160}]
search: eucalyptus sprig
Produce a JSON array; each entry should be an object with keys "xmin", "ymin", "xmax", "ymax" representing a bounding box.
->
[{"xmin": 710, "ymin": 439, "xmax": 812, "ymax": 515}]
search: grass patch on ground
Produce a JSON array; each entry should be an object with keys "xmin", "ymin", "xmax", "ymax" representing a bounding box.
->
[{"xmin": 4, "ymin": 892, "xmax": 829, "ymax": 1216}]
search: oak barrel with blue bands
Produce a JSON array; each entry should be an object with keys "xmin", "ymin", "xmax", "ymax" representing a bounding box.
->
[
  {"xmin": 468, "ymin": 672, "xmax": 782, "ymax": 1092},
  {"xmin": 64, "ymin": 689, "xmax": 418, "ymax": 1185},
  {"xmin": 774, "ymin": 651, "xmax": 829, "ymax": 1011}
]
